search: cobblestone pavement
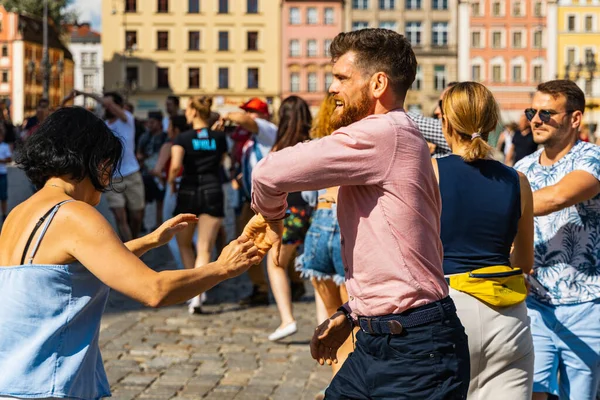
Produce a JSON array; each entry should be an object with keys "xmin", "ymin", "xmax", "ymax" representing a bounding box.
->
[{"xmin": 101, "ymin": 247, "xmax": 331, "ymax": 400}]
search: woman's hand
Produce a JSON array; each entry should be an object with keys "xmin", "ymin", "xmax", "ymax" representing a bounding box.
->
[
  {"xmin": 242, "ymin": 214, "xmax": 283, "ymax": 266},
  {"xmin": 216, "ymin": 235, "xmax": 262, "ymax": 279},
  {"xmin": 150, "ymin": 214, "xmax": 198, "ymax": 247}
]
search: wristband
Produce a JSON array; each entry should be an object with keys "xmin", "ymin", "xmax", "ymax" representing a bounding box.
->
[{"xmin": 337, "ymin": 306, "xmax": 355, "ymax": 327}]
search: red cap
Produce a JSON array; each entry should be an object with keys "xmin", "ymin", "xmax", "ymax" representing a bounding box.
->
[{"xmin": 240, "ymin": 97, "xmax": 269, "ymax": 116}]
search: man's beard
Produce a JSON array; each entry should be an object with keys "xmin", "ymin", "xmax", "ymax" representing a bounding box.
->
[{"xmin": 330, "ymin": 86, "xmax": 373, "ymax": 130}]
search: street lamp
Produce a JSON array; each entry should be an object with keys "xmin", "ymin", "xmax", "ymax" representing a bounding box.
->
[{"xmin": 564, "ymin": 51, "xmax": 598, "ymax": 134}]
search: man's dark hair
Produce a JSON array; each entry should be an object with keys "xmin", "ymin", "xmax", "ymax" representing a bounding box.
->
[
  {"xmin": 104, "ymin": 91, "xmax": 124, "ymax": 107},
  {"xmin": 167, "ymin": 95, "xmax": 180, "ymax": 107},
  {"xmin": 170, "ymin": 115, "xmax": 189, "ymax": 133},
  {"xmin": 329, "ymin": 28, "xmax": 417, "ymax": 97},
  {"xmin": 38, "ymin": 98, "xmax": 49, "ymax": 107},
  {"xmin": 17, "ymin": 107, "xmax": 123, "ymax": 191},
  {"xmin": 537, "ymin": 80, "xmax": 586, "ymax": 113}
]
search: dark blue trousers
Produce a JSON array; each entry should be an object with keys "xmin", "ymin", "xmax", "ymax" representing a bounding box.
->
[{"xmin": 325, "ymin": 310, "xmax": 470, "ymax": 399}]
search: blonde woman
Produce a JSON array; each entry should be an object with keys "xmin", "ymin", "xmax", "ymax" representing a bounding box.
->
[
  {"xmin": 168, "ymin": 96, "xmax": 228, "ymax": 314},
  {"xmin": 432, "ymin": 82, "xmax": 535, "ymax": 399}
]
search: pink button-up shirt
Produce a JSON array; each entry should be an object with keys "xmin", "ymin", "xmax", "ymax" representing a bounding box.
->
[{"xmin": 251, "ymin": 110, "xmax": 448, "ymax": 317}]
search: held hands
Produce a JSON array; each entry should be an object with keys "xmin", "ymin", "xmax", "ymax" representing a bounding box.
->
[
  {"xmin": 150, "ymin": 214, "xmax": 198, "ymax": 247},
  {"xmin": 211, "ymin": 114, "xmax": 229, "ymax": 131},
  {"xmin": 310, "ymin": 311, "xmax": 353, "ymax": 366},
  {"xmin": 217, "ymin": 235, "xmax": 262, "ymax": 278},
  {"xmin": 242, "ymin": 214, "xmax": 283, "ymax": 266}
]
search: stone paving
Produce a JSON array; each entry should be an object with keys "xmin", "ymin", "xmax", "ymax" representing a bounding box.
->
[{"xmin": 100, "ymin": 246, "xmax": 331, "ymax": 400}]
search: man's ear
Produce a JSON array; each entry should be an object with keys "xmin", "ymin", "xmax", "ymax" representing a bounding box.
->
[{"xmin": 371, "ymin": 72, "xmax": 388, "ymax": 100}]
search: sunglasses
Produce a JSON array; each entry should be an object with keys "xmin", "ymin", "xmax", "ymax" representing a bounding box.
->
[{"xmin": 524, "ymin": 108, "xmax": 575, "ymax": 123}]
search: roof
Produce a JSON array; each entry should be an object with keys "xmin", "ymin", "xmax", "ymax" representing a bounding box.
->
[
  {"xmin": 18, "ymin": 13, "xmax": 73, "ymax": 60},
  {"xmin": 69, "ymin": 23, "xmax": 101, "ymax": 44}
]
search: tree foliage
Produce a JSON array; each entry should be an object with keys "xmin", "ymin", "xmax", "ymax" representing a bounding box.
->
[{"xmin": 1, "ymin": 0, "xmax": 77, "ymax": 31}]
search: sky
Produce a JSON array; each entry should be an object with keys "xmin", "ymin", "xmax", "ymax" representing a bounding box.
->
[{"xmin": 69, "ymin": 0, "xmax": 102, "ymax": 31}]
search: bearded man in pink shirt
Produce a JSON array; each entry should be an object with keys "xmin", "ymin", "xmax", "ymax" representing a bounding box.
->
[{"xmin": 243, "ymin": 29, "xmax": 470, "ymax": 399}]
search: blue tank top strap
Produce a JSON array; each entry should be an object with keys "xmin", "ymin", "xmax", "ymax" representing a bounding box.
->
[{"xmin": 23, "ymin": 200, "xmax": 76, "ymax": 265}]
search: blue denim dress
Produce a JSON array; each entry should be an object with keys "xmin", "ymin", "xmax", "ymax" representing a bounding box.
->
[{"xmin": 0, "ymin": 201, "xmax": 111, "ymax": 399}]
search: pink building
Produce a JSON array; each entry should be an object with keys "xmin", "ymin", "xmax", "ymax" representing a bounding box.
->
[
  {"xmin": 281, "ymin": 0, "xmax": 343, "ymax": 109},
  {"xmin": 458, "ymin": 0, "xmax": 553, "ymax": 122}
]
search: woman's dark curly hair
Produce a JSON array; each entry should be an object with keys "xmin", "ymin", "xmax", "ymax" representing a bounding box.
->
[{"xmin": 16, "ymin": 107, "xmax": 123, "ymax": 191}]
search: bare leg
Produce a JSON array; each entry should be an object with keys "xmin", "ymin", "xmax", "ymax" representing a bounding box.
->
[
  {"xmin": 1, "ymin": 200, "xmax": 7, "ymax": 217},
  {"xmin": 268, "ymin": 244, "xmax": 299, "ymax": 328},
  {"xmin": 532, "ymin": 393, "xmax": 548, "ymax": 400},
  {"xmin": 313, "ymin": 285, "xmax": 329, "ymax": 324},
  {"xmin": 156, "ymin": 200, "xmax": 164, "ymax": 226},
  {"xmin": 128, "ymin": 209, "xmax": 144, "ymax": 239},
  {"xmin": 194, "ymin": 214, "xmax": 223, "ymax": 269},
  {"xmin": 176, "ymin": 222, "xmax": 197, "ymax": 270},
  {"xmin": 111, "ymin": 207, "xmax": 132, "ymax": 242}
]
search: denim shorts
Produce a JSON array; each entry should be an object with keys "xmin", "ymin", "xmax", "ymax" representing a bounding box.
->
[
  {"xmin": 0, "ymin": 174, "xmax": 7, "ymax": 201},
  {"xmin": 527, "ymin": 296, "xmax": 600, "ymax": 399},
  {"xmin": 297, "ymin": 207, "xmax": 345, "ymax": 285}
]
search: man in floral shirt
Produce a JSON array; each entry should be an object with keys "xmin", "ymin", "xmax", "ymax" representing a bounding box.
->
[{"xmin": 515, "ymin": 80, "xmax": 600, "ymax": 400}]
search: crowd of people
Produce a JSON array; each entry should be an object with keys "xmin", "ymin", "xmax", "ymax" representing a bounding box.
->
[{"xmin": 0, "ymin": 27, "xmax": 599, "ymax": 400}]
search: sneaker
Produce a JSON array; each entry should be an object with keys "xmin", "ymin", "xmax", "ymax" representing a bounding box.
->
[
  {"xmin": 291, "ymin": 282, "xmax": 306, "ymax": 302},
  {"xmin": 268, "ymin": 321, "xmax": 297, "ymax": 341},
  {"xmin": 239, "ymin": 285, "xmax": 269, "ymax": 307},
  {"xmin": 188, "ymin": 296, "xmax": 202, "ymax": 315}
]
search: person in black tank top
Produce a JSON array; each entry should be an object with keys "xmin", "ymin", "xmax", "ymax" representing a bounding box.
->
[
  {"xmin": 432, "ymin": 82, "xmax": 535, "ymax": 399},
  {"xmin": 168, "ymin": 96, "xmax": 228, "ymax": 314}
]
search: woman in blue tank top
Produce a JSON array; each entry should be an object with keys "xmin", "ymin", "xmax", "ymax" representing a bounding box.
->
[
  {"xmin": 0, "ymin": 107, "xmax": 263, "ymax": 399},
  {"xmin": 431, "ymin": 82, "xmax": 535, "ymax": 399}
]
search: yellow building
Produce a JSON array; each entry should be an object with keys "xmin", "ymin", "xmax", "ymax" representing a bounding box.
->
[
  {"xmin": 101, "ymin": 0, "xmax": 281, "ymax": 117},
  {"xmin": 557, "ymin": 0, "xmax": 600, "ymax": 132}
]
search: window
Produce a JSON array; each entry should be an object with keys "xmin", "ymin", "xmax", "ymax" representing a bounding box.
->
[
  {"xmin": 157, "ymin": 67, "xmax": 169, "ymax": 88},
  {"xmin": 307, "ymin": 72, "xmax": 317, "ymax": 92},
  {"xmin": 83, "ymin": 74, "xmax": 94, "ymax": 88},
  {"xmin": 1, "ymin": 46, "xmax": 7, "ymax": 57},
  {"xmin": 189, "ymin": 31, "xmax": 200, "ymax": 50},
  {"xmin": 585, "ymin": 79, "xmax": 593, "ymax": 95},
  {"xmin": 379, "ymin": 21, "xmax": 397, "ymax": 31},
  {"xmin": 126, "ymin": 66, "xmax": 138, "ymax": 86},
  {"xmin": 90, "ymin": 52, "xmax": 97, "ymax": 65},
  {"xmin": 512, "ymin": 65, "xmax": 522, "ymax": 82},
  {"xmin": 432, "ymin": 22, "xmax": 448, "ymax": 46},
  {"xmin": 352, "ymin": 21, "xmax": 369, "ymax": 31},
  {"xmin": 568, "ymin": 16, "xmax": 576, "ymax": 32},
  {"xmin": 406, "ymin": 0, "xmax": 421, "ymax": 9},
  {"xmin": 585, "ymin": 48, "xmax": 594, "ymax": 64},
  {"xmin": 218, "ymin": 0, "xmax": 228, "ymax": 14},
  {"xmin": 218, "ymin": 31, "xmax": 229, "ymax": 51},
  {"xmin": 533, "ymin": 30, "xmax": 542, "ymax": 48},
  {"xmin": 512, "ymin": 1, "xmax": 521, "ymax": 16},
  {"xmin": 157, "ymin": 0, "xmax": 168, "ymax": 13},
  {"xmin": 471, "ymin": 2, "xmax": 480, "ymax": 16},
  {"xmin": 290, "ymin": 40, "xmax": 300, "ymax": 57},
  {"xmin": 380, "ymin": 0, "xmax": 395, "ymax": 10},
  {"xmin": 324, "ymin": 39, "xmax": 332, "ymax": 57},
  {"xmin": 0, "ymin": 70, "xmax": 8, "ymax": 83},
  {"xmin": 218, "ymin": 67, "xmax": 229, "ymax": 89},
  {"xmin": 412, "ymin": 66, "xmax": 422, "ymax": 90},
  {"xmin": 307, "ymin": 8, "xmax": 318, "ymax": 24},
  {"xmin": 188, "ymin": 0, "xmax": 199, "ymax": 13},
  {"xmin": 585, "ymin": 16, "xmax": 594, "ymax": 32},
  {"xmin": 290, "ymin": 7, "xmax": 301, "ymax": 24},
  {"xmin": 247, "ymin": 31, "xmax": 258, "ymax": 51},
  {"xmin": 492, "ymin": 65, "xmax": 502, "ymax": 82},
  {"xmin": 512, "ymin": 31, "xmax": 522, "ymax": 48},
  {"xmin": 567, "ymin": 48, "xmax": 576, "ymax": 64},
  {"xmin": 157, "ymin": 31, "xmax": 169, "ymax": 50},
  {"xmin": 534, "ymin": 1, "xmax": 542, "ymax": 17},
  {"xmin": 434, "ymin": 65, "xmax": 446, "ymax": 91},
  {"xmin": 471, "ymin": 31, "xmax": 481, "ymax": 47},
  {"xmin": 247, "ymin": 68, "xmax": 259, "ymax": 89},
  {"xmin": 432, "ymin": 0, "xmax": 448, "ymax": 10},
  {"xmin": 290, "ymin": 72, "xmax": 300, "ymax": 92},
  {"xmin": 406, "ymin": 22, "xmax": 422, "ymax": 45},
  {"xmin": 325, "ymin": 72, "xmax": 333, "ymax": 90},
  {"xmin": 307, "ymin": 40, "xmax": 317, "ymax": 57},
  {"xmin": 125, "ymin": 0, "xmax": 136, "ymax": 12},
  {"xmin": 533, "ymin": 65, "xmax": 542, "ymax": 82},
  {"xmin": 472, "ymin": 65, "xmax": 481, "ymax": 81},
  {"xmin": 188, "ymin": 67, "xmax": 200, "ymax": 88},
  {"xmin": 125, "ymin": 31, "xmax": 137, "ymax": 50},
  {"xmin": 353, "ymin": 0, "xmax": 369, "ymax": 9},
  {"xmin": 492, "ymin": 31, "xmax": 502, "ymax": 48},
  {"xmin": 82, "ymin": 52, "xmax": 90, "ymax": 66},
  {"xmin": 492, "ymin": 1, "xmax": 501, "ymax": 16},
  {"xmin": 247, "ymin": 0, "xmax": 258, "ymax": 14},
  {"xmin": 324, "ymin": 8, "xmax": 334, "ymax": 24}
]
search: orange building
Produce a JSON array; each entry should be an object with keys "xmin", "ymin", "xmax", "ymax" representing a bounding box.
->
[{"xmin": 0, "ymin": 5, "xmax": 74, "ymax": 124}]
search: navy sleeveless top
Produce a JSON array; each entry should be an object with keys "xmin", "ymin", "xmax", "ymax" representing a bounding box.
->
[{"xmin": 438, "ymin": 155, "xmax": 521, "ymax": 275}]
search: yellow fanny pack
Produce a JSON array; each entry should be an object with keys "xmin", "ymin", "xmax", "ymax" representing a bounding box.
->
[{"xmin": 448, "ymin": 265, "xmax": 527, "ymax": 307}]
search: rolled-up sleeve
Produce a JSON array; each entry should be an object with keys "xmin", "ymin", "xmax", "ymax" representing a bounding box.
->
[{"xmin": 251, "ymin": 115, "xmax": 396, "ymax": 220}]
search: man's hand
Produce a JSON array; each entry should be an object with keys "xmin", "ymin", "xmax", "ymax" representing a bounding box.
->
[
  {"xmin": 310, "ymin": 311, "xmax": 353, "ymax": 366},
  {"xmin": 150, "ymin": 213, "xmax": 198, "ymax": 247},
  {"xmin": 242, "ymin": 214, "xmax": 283, "ymax": 266},
  {"xmin": 212, "ymin": 114, "xmax": 229, "ymax": 131}
]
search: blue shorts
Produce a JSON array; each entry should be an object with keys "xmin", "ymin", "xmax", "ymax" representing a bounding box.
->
[
  {"xmin": 0, "ymin": 174, "xmax": 7, "ymax": 201},
  {"xmin": 297, "ymin": 207, "xmax": 345, "ymax": 285},
  {"xmin": 527, "ymin": 296, "xmax": 600, "ymax": 399}
]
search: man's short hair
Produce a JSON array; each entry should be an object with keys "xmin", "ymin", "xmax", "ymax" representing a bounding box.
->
[
  {"xmin": 329, "ymin": 28, "xmax": 417, "ymax": 97},
  {"xmin": 167, "ymin": 95, "xmax": 180, "ymax": 107},
  {"xmin": 104, "ymin": 91, "xmax": 124, "ymax": 107},
  {"xmin": 537, "ymin": 80, "xmax": 586, "ymax": 114},
  {"xmin": 148, "ymin": 110, "xmax": 163, "ymax": 121}
]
